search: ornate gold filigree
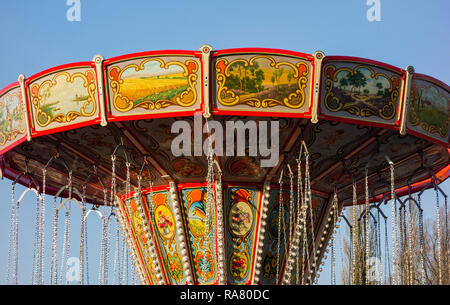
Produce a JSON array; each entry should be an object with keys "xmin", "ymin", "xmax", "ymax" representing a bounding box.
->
[
  {"xmin": 216, "ymin": 55, "xmax": 309, "ymax": 109},
  {"xmin": 30, "ymin": 70, "xmax": 97, "ymax": 127},
  {"xmin": 324, "ymin": 65, "xmax": 399, "ymax": 120},
  {"xmin": 108, "ymin": 58, "xmax": 198, "ymax": 112}
]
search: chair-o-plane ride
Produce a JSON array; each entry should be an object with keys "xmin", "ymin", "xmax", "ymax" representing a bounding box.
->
[{"xmin": 0, "ymin": 45, "xmax": 448, "ymax": 285}]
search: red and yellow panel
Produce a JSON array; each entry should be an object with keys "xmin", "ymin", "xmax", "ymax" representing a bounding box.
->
[
  {"xmin": 25, "ymin": 62, "xmax": 101, "ymax": 136},
  {"xmin": 0, "ymin": 82, "xmax": 27, "ymax": 154},
  {"xmin": 212, "ymin": 48, "xmax": 315, "ymax": 118},
  {"xmin": 103, "ymin": 50, "xmax": 203, "ymax": 122}
]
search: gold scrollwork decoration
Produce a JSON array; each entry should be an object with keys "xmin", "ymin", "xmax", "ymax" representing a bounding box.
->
[
  {"xmin": 30, "ymin": 70, "xmax": 97, "ymax": 127},
  {"xmin": 216, "ymin": 55, "xmax": 309, "ymax": 109},
  {"xmin": 324, "ymin": 65, "xmax": 400, "ymax": 120},
  {"xmin": 108, "ymin": 58, "xmax": 198, "ymax": 112}
]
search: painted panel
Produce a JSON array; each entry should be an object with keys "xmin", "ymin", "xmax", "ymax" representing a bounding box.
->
[
  {"xmin": 321, "ymin": 61, "xmax": 402, "ymax": 125},
  {"xmin": 105, "ymin": 55, "xmax": 202, "ymax": 118},
  {"xmin": 122, "ymin": 196, "xmax": 161, "ymax": 285},
  {"xmin": 27, "ymin": 66, "xmax": 99, "ymax": 132},
  {"xmin": 407, "ymin": 77, "xmax": 449, "ymax": 144},
  {"xmin": 224, "ymin": 187, "xmax": 262, "ymax": 284},
  {"xmin": 214, "ymin": 54, "xmax": 312, "ymax": 114},
  {"xmin": 143, "ymin": 190, "xmax": 187, "ymax": 284},
  {"xmin": 0, "ymin": 84, "xmax": 27, "ymax": 152},
  {"xmin": 180, "ymin": 187, "xmax": 219, "ymax": 284}
]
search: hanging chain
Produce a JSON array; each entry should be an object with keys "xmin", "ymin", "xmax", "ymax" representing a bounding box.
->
[
  {"xmin": 364, "ymin": 168, "xmax": 370, "ymax": 285},
  {"xmin": 296, "ymin": 155, "xmax": 303, "ymax": 285},
  {"xmin": 13, "ymin": 196, "xmax": 20, "ymax": 285},
  {"xmin": 50, "ymin": 195, "xmax": 59, "ymax": 284},
  {"xmin": 352, "ymin": 180, "xmax": 357, "ymax": 285},
  {"xmin": 79, "ymin": 184, "xmax": 87, "ymax": 285},
  {"xmin": 389, "ymin": 163, "xmax": 397, "ymax": 285},
  {"xmin": 435, "ymin": 186, "xmax": 442, "ymax": 285},
  {"xmin": 276, "ymin": 170, "xmax": 284, "ymax": 282},
  {"xmin": 408, "ymin": 198, "xmax": 414, "ymax": 285},
  {"xmin": 418, "ymin": 193, "xmax": 425, "ymax": 285},
  {"xmin": 6, "ymin": 183, "xmax": 16, "ymax": 285}
]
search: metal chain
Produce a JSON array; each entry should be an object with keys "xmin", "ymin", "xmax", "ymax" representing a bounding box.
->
[
  {"xmin": 6, "ymin": 184, "xmax": 16, "ymax": 284},
  {"xmin": 352, "ymin": 180, "xmax": 357, "ymax": 285},
  {"xmin": 13, "ymin": 197, "xmax": 20, "ymax": 285},
  {"xmin": 364, "ymin": 168, "xmax": 370, "ymax": 285},
  {"xmin": 390, "ymin": 163, "xmax": 397, "ymax": 285},
  {"xmin": 276, "ymin": 171, "xmax": 284, "ymax": 283},
  {"xmin": 435, "ymin": 186, "xmax": 442, "ymax": 284}
]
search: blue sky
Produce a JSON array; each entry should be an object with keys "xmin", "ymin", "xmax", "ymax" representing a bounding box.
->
[{"xmin": 0, "ymin": 0, "xmax": 448, "ymax": 285}]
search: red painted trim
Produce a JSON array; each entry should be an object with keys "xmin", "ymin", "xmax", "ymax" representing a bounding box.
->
[
  {"xmin": 0, "ymin": 82, "xmax": 20, "ymax": 96},
  {"xmin": 106, "ymin": 110, "xmax": 202, "ymax": 122},
  {"xmin": 0, "ymin": 136, "xmax": 27, "ymax": 155},
  {"xmin": 104, "ymin": 50, "xmax": 201, "ymax": 65},
  {"xmin": 30, "ymin": 119, "xmax": 101, "ymax": 138},
  {"xmin": 249, "ymin": 187, "xmax": 263, "ymax": 284},
  {"xmin": 406, "ymin": 126, "xmax": 449, "ymax": 148},
  {"xmin": 318, "ymin": 112, "xmax": 400, "ymax": 131},
  {"xmin": 26, "ymin": 62, "xmax": 95, "ymax": 82},
  {"xmin": 212, "ymin": 48, "xmax": 314, "ymax": 61},
  {"xmin": 223, "ymin": 182, "xmax": 263, "ymax": 188},
  {"xmin": 324, "ymin": 55, "xmax": 404, "ymax": 74},
  {"xmin": 413, "ymin": 73, "xmax": 450, "ymax": 91},
  {"xmin": 212, "ymin": 108, "xmax": 312, "ymax": 118}
]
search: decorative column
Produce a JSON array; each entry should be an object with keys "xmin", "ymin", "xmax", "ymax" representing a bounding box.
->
[
  {"xmin": 169, "ymin": 181, "xmax": 194, "ymax": 284},
  {"xmin": 92, "ymin": 55, "xmax": 108, "ymax": 127},
  {"xmin": 252, "ymin": 180, "xmax": 271, "ymax": 284},
  {"xmin": 399, "ymin": 66, "xmax": 415, "ymax": 135},
  {"xmin": 311, "ymin": 51, "xmax": 325, "ymax": 124}
]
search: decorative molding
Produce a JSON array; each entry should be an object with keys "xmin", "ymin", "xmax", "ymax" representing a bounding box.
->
[
  {"xmin": 169, "ymin": 181, "xmax": 194, "ymax": 284},
  {"xmin": 215, "ymin": 176, "xmax": 227, "ymax": 284},
  {"xmin": 311, "ymin": 51, "xmax": 325, "ymax": 123},
  {"xmin": 93, "ymin": 55, "xmax": 108, "ymax": 126},
  {"xmin": 399, "ymin": 66, "xmax": 415, "ymax": 135},
  {"xmin": 252, "ymin": 180, "xmax": 271, "ymax": 284},
  {"xmin": 200, "ymin": 45, "xmax": 212, "ymax": 118},
  {"xmin": 17, "ymin": 74, "xmax": 32, "ymax": 141}
]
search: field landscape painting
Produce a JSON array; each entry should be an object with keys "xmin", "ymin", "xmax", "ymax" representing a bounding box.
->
[
  {"xmin": 324, "ymin": 65, "xmax": 400, "ymax": 120},
  {"xmin": 108, "ymin": 58, "xmax": 197, "ymax": 113}
]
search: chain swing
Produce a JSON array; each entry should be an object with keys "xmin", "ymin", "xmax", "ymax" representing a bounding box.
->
[
  {"xmin": 107, "ymin": 133, "xmax": 131, "ymax": 284},
  {"xmin": 79, "ymin": 166, "xmax": 107, "ymax": 284},
  {"xmin": 276, "ymin": 168, "xmax": 286, "ymax": 283},
  {"xmin": 6, "ymin": 160, "xmax": 41, "ymax": 285},
  {"xmin": 407, "ymin": 153, "xmax": 447, "ymax": 284},
  {"xmin": 363, "ymin": 147, "xmax": 394, "ymax": 285},
  {"xmin": 51, "ymin": 176, "xmax": 84, "ymax": 285}
]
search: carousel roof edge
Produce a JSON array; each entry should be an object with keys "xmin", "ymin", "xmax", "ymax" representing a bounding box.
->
[{"xmin": 0, "ymin": 46, "xmax": 448, "ymax": 157}]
